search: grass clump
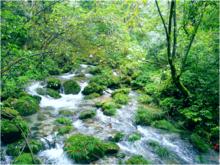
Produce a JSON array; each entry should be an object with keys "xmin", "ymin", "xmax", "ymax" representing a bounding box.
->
[
  {"xmin": 111, "ymin": 132, "xmax": 124, "ymax": 142},
  {"xmin": 135, "ymin": 106, "xmax": 164, "ymax": 125},
  {"xmin": 125, "ymin": 155, "xmax": 149, "ymax": 164},
  {"xmin": 190, "ymin": 133, "xmax": 209, "ymax": 152},
  {"xmin": 148, "ymin": 140, "xmax": 170, "ymax": 158},
  {"xmin": 55, "ymin": 117, "xmax": 72, "ymax": 125},
  {"xmin": 58, "ymin": 125, "xmax": 73, "ymax": 135},
  {"xmin": 64, "ymin": 133, "xmax": 119, "ymax": 163},
  {"xmin": 151, "ymin": 120, "xmax": 179, "ymax": 132},
  {"xmin": 128, "ymin": 132, "xmax": 141, "ymax": 142},
  {"xmin": 12, "ymin": 153, "xmax": 41, "ymax": 164},
  {"xmin": 46, "ymin": 77, "xmax": 61, "ymax": 90}
]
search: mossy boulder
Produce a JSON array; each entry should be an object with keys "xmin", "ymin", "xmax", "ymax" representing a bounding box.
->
[
  {"xmin": 190, "ymin": 133, "xmax": 209, "ymax": 152},
  {"xmin": 64, "ymin": 134, "xmax": 119, "ymax": 163},
  {"xmin": 59, "ymin": 110, "xmax": 74, "ymax": 116},
  {"xmin": 13, "ymin": 95, "xmax": 40, "ymax": 116},
  {"xmin": 113, "ymin": 93, "xmax": 129, "ymax": 105},
  {"xmin": 1, "ymin": 107, "xmax": 19, "ymax": 119},
  {"xmin": 58, "ymin": 125, "xmax": 73, "ymax": 135},
  {"xmin": 152, "ymin": 120, "xmax": 179, "ymax": 132},
  {"xmin": 46, "ymin": 77, "xmax": 61, "ymax": 90},
  {"xmin": 12, "ymin": 153, "xmax": 41, "ymax": 164},
  {"xmin": 82, "ymin": 83, "xmax": 105, "ymax": 95},
  {"xmin": 63, "ymin": 80, "xmax": 81, "ymax": 94},
  {"xmin": 6, "ymin": 139, "xmax": 44, "ymax": 156},
  {"xmin": 1, "ymin": 117, "xmax": 28, "ymax": 144},
  {"xmin": 128, "ymin": 132, "xmax": 141, "ymax": 142},
  {"xmin": 55, "ymin": 117, "xmax": 72, "ymax": 125},
  {"xmin": 110, "ymin": 132, "xmax": 124, "ymax": 142},
  {"xmin": 111, "ymin": 88, "xmax": 130, "ymax": 97},
  {"xmin": 101, "ymin": 101, "xmax": 118, "ymax": 116},
  {"xmin": 125, "ymin": 155, "xmax": 149, "ymax": 164},
  {"xmin": 79, "ymin": 110, "xmax": 96, "ymax": 120},
  {"xmin": 36, "ymin": 88, "xmax": 61, "ymax": 99},
  {"xmin": 135, "ymin": 106, "xmax": 164, "ymax": 126}
]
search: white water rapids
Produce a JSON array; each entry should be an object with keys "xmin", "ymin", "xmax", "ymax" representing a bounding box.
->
[{"xmin": 2, "ymin": 64, "xmax": 218, "ymax": 164}]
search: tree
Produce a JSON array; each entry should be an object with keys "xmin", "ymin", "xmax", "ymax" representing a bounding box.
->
[{"xmin": 155, "ymin": 0, "xmax": 207, "ymax": 98}]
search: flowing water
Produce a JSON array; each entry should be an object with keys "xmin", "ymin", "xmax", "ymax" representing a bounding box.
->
[{"xmin": 2, "ymin": 64, "xmax": 219, "ymax": 164}]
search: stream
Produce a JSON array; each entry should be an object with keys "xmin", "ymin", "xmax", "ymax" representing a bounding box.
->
[{"xmin": 3, "ymin": 64, "xmax": 219, "ymax": 164}]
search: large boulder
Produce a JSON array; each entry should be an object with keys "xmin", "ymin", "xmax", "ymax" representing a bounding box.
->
[
  {"xmin": 46, "ymin": 77, "xmax": 61, "ymax": 90},
  {"xmin": 63, "ymin": 80, "xmax": 81, "ymax": 94},
  {"xmin": 64, "ymin": 134, "xmax": 119, "ymax": 163}
]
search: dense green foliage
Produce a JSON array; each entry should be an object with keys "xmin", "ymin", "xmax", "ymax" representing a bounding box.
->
[{"xmin": 0, "ymin": 0, "xmax": 219, "ymax": 163}]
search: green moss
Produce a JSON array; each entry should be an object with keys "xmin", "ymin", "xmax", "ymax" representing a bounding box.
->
[
  {"xmin": 89, "ymin": 66, "xmax": 102, "ymax": 75},
  {"xmin": 128, "ymin": 132, "xmax": 141, "ymax": 142},
  {"xmin": 135, "ymin": 106, "xmax": 164, "ymax": 126},
  {"xmin": 111, "ymin": 88, "xmax": 130, "ymax": 97},
  {"xmin": 84, "ymin": 93, "xmax": 100, "ymax": 99},
  {"xmin": 113, "ymin": 93, "xmax": 129, "ymax": 105},
  {"xmin": 138, "ymin": 94, "xmax": 153, "ymax": 104},
  {"xmin": 64, "ymin": 134, "xmax": 119, "ymax": 163},
  {"xmin": 59, "ymin": 110, "xmax": 74, "ymax": 116},
  {"xmin": 63, "ymin": 80, "xmax": 81, "ymax": 94},
  {"xmin": 102, "ymin": 101, "xmax": 118, "ymax": 116},
  {"xmin": 111, "ymin": 132, "xmax": 124, "ymax": 142},
  {"xmin": 190, "ymin": 133, "xmax": 209, "ymax": 152},
  {"xmin": 151, "ymin": 120, "xmax": 179, "ymax": 132},
  {"xmin": 148, "ymin": 140, "xmax": 170, "ymax": 158},
  {"xmin": 1, "ymin": 107, "xmax": 19, "ymax": 119},
  {"xmin": 125, "ymin": 155, "xmax": 149, "ymax": 164},
  {"xmin": 13, "ymin": 95, "xmax": 40, "ymax": 116},
  {"xmin": 1, "ymin": 117, "xmax": 28, "ymax": 144},
  {"xmin": 79, "ymin": 110, "xmax": 96, "ymax": 120},
  {"xmin": 6, "ymin": 139, "xmax": 44, "ymax": 156},
  {"xmin": 82, "ymin": 82, "xmax": 105, "ymax": 95},
  {"xmin": 36, "ymin": 88, "xmax": 61, "ymax": 98},
  {"xmin": 55, "ymin": 117, "xmax": 72, "ymax": 125},
  {"xmin": 46, "ymin": 77, "xmax": 61, "ymax": 90},
  {"xmin": 12, "ymin": 153, "xmax": 41, "ymax": 164},
  {"xmin": 58, "ymin": 125, "xmax": 73, "ymax": 135}
]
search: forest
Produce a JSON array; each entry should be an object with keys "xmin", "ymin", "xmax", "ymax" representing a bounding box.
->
[{"xmin": 1, "ymin": 0, "xmax": 219, "ymax": 164}]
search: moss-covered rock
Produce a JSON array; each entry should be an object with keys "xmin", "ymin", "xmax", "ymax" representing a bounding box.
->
[
  {"xmin": 12, "ymin": 153, "xmax": 41, "ymax": 164},
  {"xmin": 128, "ymin": 132, "xmax": 141, "ymax": 142},
  {"xmin": 125, "ymin": 155, "xmax": 149, "ymax": 164},
  {"xmin": 36, "ymin": 88, "xmax": 61, "ymax": 99},
  {"xmin": 110, "ymin": 132, "xmax": 124, "ymax": 142},
  {"xmin": 64, "ymin": 134, "xmax": 119, "ymax": 163},
  {"xmin": 135, "ymin": 106, "xmax": 164, "ymax": 126},
  {"xmin": 46, "ymin": 77, "xmax": 61, "ymax": 90},
  {"xmin": 101, "ymin": 101, "xmax": 118, "ymax": 116},
  {"xmin": 63, "ymin": 80, "xmax": 81, "ymax": 94},
  {"xmin": 59, "ymin": 110, "xmax": 74, "ymax": 116},
  {"xmin": 82, "ymin": 83, "xmax": 105, "ymax": 95},
  {"xmin": 58, "ymin": 125, "xmax": 73, "ymax": 135},
  {"xmin": 190, "ymin": 133, "xmax": 209, "ymax": 152},
  {"xmin": 152, "ymin": 120, "xmax": 179, "ymax": 132},
  {"xmin": 1, "ymin": 107, "xmax": 19, "ymax": 119},
  {"xmin": 55, "ymin": 117, "xmax": 72, "ymax": 125},
  {"xmin": 13, "ymin": 95, "xmax": 40, "ymax": 116},
  {"xmin": 113, "ymin": 93, "xmax": 129, "ymax": 105},
  {"xmin": 6, "ymin": 139, "xmax": 44, "ymax": 156},
  {"xmin": 1, "ymin": 117, "xmax": 28, "ymax": 144},
  {"xmin": 79, "ymin": 110, "xmax": 96, "ymax": 120}
]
